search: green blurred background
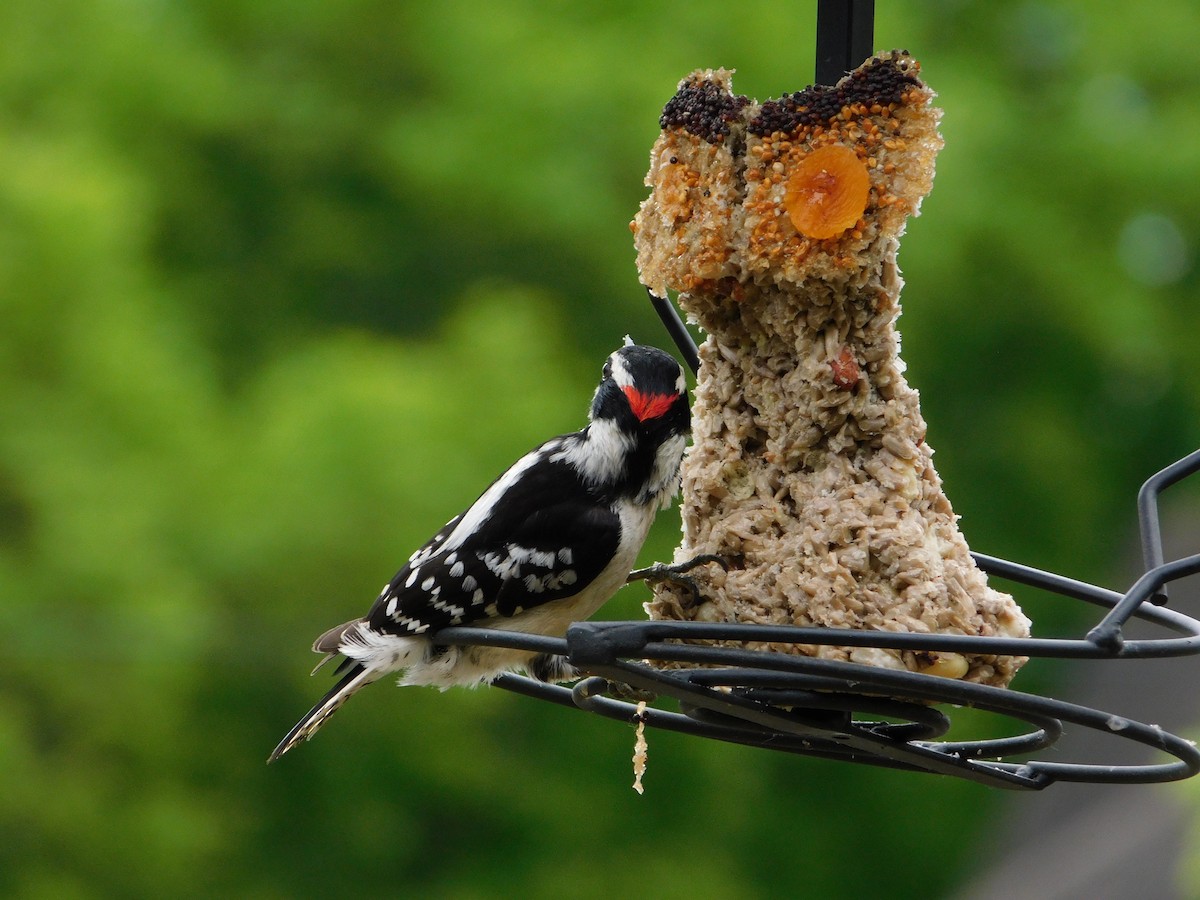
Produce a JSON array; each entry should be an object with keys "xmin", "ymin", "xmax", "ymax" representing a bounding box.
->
[{"xmin": 3, "ymin": 1, "xmax": 1199, "ymax": 897}]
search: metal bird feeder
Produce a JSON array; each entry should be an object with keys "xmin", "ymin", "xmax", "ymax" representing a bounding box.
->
[
  {"xmin": 434, "ymin": 418, "xmax": 1200, "ymax": 791},
  {"xmin": 432, "ymin": 1, "xmax": 1200, "ymax": 790}
]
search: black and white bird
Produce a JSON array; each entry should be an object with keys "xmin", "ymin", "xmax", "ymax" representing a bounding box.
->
[{"xmin": 269, "ymin": 341, "xmax": 692, "ymax": 761}]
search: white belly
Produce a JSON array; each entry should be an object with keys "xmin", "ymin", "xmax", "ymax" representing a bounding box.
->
[{"xmin": 402, "ymin": 501, "xmax": 658, "ymax": 687}]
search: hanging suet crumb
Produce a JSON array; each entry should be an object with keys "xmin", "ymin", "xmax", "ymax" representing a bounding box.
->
[{"xmin": 632, "ymin": 701, "xmax": 649, "ymax": 794}]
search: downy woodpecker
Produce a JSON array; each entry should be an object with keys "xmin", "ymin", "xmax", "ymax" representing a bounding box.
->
[{"xmin": 269, "ymin": 342, "xmax": 690, "ymax": 761}]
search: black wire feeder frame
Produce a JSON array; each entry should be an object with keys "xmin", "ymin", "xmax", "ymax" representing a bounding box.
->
[{"xmin": 433, "ymin": 3, "xmax": 1200, "ymax": 790}]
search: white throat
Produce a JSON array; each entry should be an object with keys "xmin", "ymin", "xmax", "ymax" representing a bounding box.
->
[
  {"xmin": 643, "ymin": 431, "xmax": 688, "ymax": 508},
  {"xmin": 549, "ymin": 418, "xmax": 632, "ymax": 488}
]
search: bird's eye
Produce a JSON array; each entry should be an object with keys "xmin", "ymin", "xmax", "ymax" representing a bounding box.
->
[{"xmin": 602, "ymin": 360, "xmax": 613, "ymax": 379}]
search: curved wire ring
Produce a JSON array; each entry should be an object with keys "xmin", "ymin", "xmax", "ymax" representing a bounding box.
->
[{"xmin": 429, "ymin": 443, "xmax": 1200, "ymax": 790}]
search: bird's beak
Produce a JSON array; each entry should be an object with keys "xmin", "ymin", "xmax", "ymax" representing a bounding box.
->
[{"xmin": 622, "ymin": 386, "xmax": 677, "ymax": 422}]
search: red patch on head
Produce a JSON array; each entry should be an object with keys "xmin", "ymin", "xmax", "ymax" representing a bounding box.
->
[{"xmin": 621, "ymin": 385, "xmax": 677, "ymax": 422}]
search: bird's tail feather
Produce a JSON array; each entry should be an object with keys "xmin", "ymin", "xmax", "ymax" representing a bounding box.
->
[
  {"xmin": 309, "ymin": 618, "xmax": 363, "ymax": 675},
  {"xmin": 268, "ymin": 663, "xmax": 376, "ymax": 763}
]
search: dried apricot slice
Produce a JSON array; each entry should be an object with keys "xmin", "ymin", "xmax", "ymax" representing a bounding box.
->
[{"xmin": 784, "ymin": 144, "xmax": 871, "ymax": 240}]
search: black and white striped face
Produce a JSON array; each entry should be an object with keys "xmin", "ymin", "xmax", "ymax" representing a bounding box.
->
[{"xmin": 592, "ymin": 344, "xmax": 688, "ymax": 428}]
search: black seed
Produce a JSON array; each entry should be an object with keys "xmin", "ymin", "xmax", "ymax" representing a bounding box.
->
[
  {"xmin": 748, "ymin": 53, "xmax": 924, "ymax": 137},
  {"xmin": 660, "ymin": 75, "xmax": 750, "ymax": 144}
]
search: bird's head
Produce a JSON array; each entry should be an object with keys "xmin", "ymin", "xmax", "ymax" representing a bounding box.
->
[{"xmin": 591, "ymin": 341, "xmax": 690, "ymax": 437}]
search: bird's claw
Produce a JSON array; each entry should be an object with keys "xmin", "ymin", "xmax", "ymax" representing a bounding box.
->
[
  {"xmin": 627, "ymin": 553, "xmax": 727, "ymax": 581},
  {"xmin": 627, "ymin": 553, "xmax": 727, "ymax": 604}
]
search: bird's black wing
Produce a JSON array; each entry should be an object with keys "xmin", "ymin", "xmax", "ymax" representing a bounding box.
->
[
  {"xmin": 403, "ymin": 512, "xmax": 463, "ymax": 570},
  {"xmin": 487, "ymin": 500, "xmax": 621, "ymax": 617},
  {"xmin": 364, "ymin": 443, "xmax": 621, "ymax": 635}
]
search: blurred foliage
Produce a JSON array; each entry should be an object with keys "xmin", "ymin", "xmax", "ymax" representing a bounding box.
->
[
  {"xmin": 2, "ymin": 0, "xmax": 1199, "ymax": 897},
  {"xmin": 1184, "ymin": 747, "xmax": 1200, "ymax": 898}
]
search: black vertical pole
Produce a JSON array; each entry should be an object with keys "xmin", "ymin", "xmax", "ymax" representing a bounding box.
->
[
  {"xmin": 646, "ymin": 287, "xmax": 700, "ymax": 374},
  {"xmin": 815, "ymin": 0, "xmax": 876, "ymax": 84}
]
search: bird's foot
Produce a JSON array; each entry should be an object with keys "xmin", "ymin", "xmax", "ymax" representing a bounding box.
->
[{"xmin": 627, "ymin": 553, "xmax": 727, "ymax": 604}]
